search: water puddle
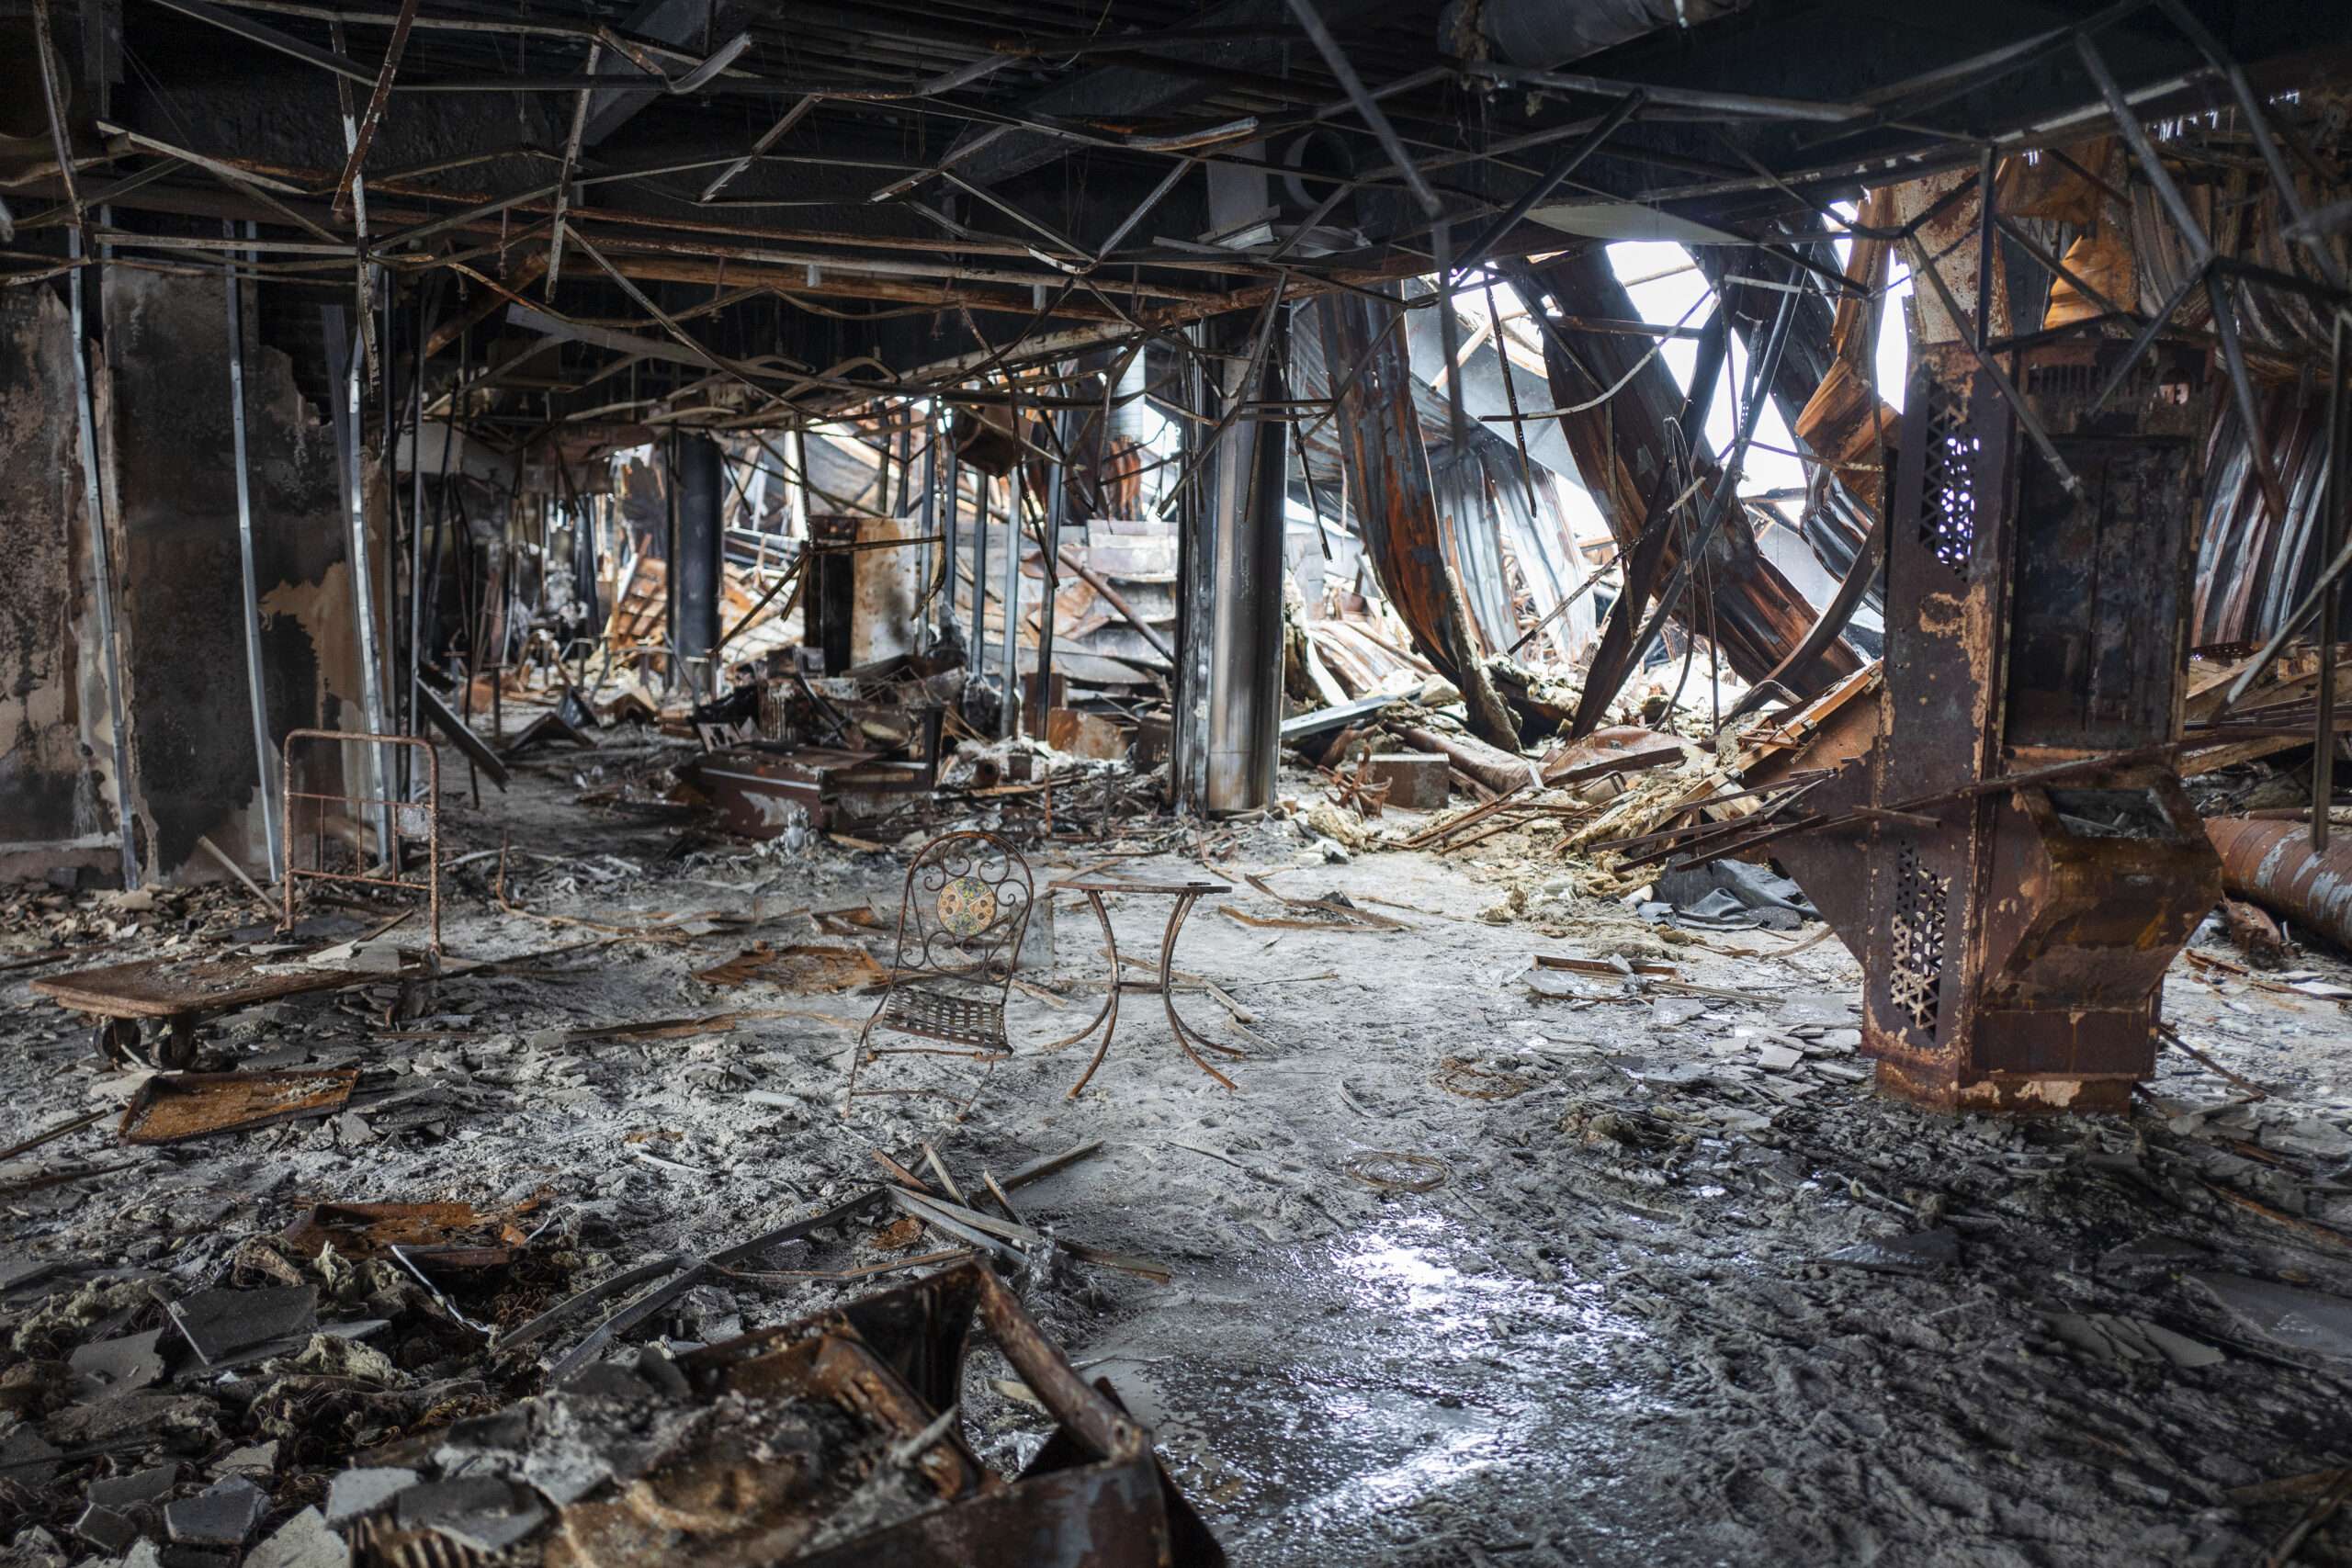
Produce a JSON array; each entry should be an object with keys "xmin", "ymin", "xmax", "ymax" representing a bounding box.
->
[{"xmin": 1094, "ymin": 1210, "xmax": 1684, "ymax": 1560}]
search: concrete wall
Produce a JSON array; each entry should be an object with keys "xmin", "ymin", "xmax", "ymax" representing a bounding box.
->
[
  {"xmin": 0, "ymin": 288, "xmax": 119, "ymax": 880},
  {"xmin": 99, "ymin": 270, "xmax": 364, "ymax": 883}
]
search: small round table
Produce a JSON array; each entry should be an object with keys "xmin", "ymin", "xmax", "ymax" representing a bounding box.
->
[{"xmin": 1045, "ymin": 877, "xmax": 1239, "ymax": 1099}]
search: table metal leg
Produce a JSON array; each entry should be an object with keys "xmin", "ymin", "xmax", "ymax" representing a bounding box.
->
[
  {"xmin": 1159, "ymin": 892, "xmax": 1239, "ymax": 1090},
  {"xmin": 1058, "ymin": 891, "xmax": 1123, "ymax": 1099}
]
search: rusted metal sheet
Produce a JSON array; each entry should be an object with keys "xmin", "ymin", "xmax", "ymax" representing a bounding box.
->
[
  {"xmin": 32, "ymin": 953, "xmax": 379, "ymax": 1021},
  {"xmin": 1523, "ymin": 248, "xmax": 1863, "ymax": 694},
  {"xmin": 693, "ymin": 942, "xmax": 889, "ymax": 991},
  {"xmin": 1539, "ymin": 726, "xmax": 1684, "ymax": 785},
  {"xmin": 1310, "ymin": 288, "xmax": 1520, "ymax": 747},
  {"xmin": 1730, "ymin": 665, "xmax": 1883, "ymax": 937},
  {"xmin": 1893, "ymin": 169, "xmax": 2015, "ymax": 347},
  {"xmin": 119, "ymin": 1067, "xmax": 358, "ymax": 1145},
  {"xmin": 2192, "ymin": 385, "xmax": 2336, "ymax": 645},
  {"xmin": 280, "ymin": 1201, "xmax": 528, "ymax": 1274},
  {"xmin": 2206, "ymin": 817, "xmax": 2352, "ymax": 953}
]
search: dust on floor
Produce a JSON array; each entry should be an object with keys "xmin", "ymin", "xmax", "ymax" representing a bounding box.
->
[{"xmin": 6, "ymin": 765, "xmax": 2352, "ymax": 1566}]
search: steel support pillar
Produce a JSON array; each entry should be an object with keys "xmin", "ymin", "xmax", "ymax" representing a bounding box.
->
[
  {"xmin": 1770, "ymin": 337, "xmax": 2222, "ymax": 1114},
  {"xmin": 999, "ymin": 395, "xmax": 1023, "ymax": 739},
  {"xmin": 673, "ymin": 432, "xmax": 724, "ymax": 690},
  {"xmin": 940, "ymin": 406, "xmax": 962, "ymax": 654},
  {"xmin": 918, "ymin": 401, "xmax": 940, "ymax": 649},
  {"xmin": 1029, "ymin": 392, "xmax": 1070, "ymax": 741},
  {"xmin": 972, "ymin": 424, "xmax": 991, "ymax": 700},
  {"xmin": 1172, "ymin": 310, "xmax": 1288, "ymax": 815}
]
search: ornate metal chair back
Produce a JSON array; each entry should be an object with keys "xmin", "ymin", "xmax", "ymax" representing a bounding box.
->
[{"xmin": 889, "ymin": 830, "xmax": 1034, "ymax": 985}]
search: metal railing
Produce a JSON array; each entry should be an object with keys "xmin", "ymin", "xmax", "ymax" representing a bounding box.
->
[{"xmin": 279, "ymin": 728, "xmax": 440, "ymax": 953}]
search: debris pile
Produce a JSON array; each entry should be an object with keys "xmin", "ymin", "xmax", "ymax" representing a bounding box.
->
[{"xmin": 334, "ymin": 1262, "xmax": 1221, "ymax": 1568}]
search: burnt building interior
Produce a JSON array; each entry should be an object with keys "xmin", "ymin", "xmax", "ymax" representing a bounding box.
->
[{"xmin": 6, "ymin": 0, "xmax": 2352, "ymax": 1562}]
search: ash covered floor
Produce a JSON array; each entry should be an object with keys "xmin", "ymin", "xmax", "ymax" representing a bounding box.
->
[{"xmin": 7, "ymin": 768, "xmax": 2352, "ymax": 1565}]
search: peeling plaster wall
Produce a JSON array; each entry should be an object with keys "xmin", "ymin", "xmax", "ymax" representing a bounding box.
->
[
  {"xmin": 0, "ymin": 287, "xmax": 119, "ymax": 878},
  {"xmin": 103, "ymin": 270, "xmax": 360, "ymax": 883}
]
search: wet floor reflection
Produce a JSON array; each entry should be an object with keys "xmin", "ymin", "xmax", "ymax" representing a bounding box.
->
[{"xmin": 1097, "ymin": 1210, "xmax": 1689, "ymax": 1562}]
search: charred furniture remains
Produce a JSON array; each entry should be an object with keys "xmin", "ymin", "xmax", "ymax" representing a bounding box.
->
[{"xmin": 843, "ymin": 831, "xmax": 1036, "ymax": 1116}]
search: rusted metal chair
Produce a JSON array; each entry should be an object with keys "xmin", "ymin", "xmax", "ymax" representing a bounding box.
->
[{"xmin": 842, "ymin": 829, "xmax": 1034, "ymax": 1117}]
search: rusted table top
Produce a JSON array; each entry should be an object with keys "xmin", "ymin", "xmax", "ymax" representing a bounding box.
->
[
  {"xmin": 1047, "ymin": 879, "xmax": 1230, "ymax": 896},
  {"xmin": 30, "ymin": 953, "xmax": 381, "ymax": 1019}
]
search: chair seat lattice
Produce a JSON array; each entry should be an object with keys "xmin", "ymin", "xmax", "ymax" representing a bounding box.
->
[{"xmin": 872, "ymin": 985, "xmax": 1007, "ymax": 1053}]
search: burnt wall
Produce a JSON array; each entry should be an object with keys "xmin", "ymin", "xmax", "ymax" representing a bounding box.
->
[
  {"xmin": 102, "ymin": 269, "xmax": 357, "ymax": 881},
  {"xmin": 0, "ymin": 287, "xmax": 116, "ymax": 865}
]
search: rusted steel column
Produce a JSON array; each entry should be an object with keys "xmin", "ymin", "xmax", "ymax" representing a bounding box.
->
[
  {"xmin": 1311, "ymin": 286, "xmax": 1519, "ymax": 747},
  {"xmin": 2206, "ymin": 817, "xmax": 2352, "ymax": 953}
]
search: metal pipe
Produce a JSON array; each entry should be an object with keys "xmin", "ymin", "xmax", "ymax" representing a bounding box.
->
[
  {"xmin": 2319, "ymin": 314, "xmax": 2346, "ymax": 853},
  {"xmin": 1285, "ymin": 0, "xmax": 1440, "ymax": 219},
  {"xmin": 547, "ymin": 44, "xmax": 600, "ymax": 291},
  {"xmin": 330, "ymin": 0, "xmax": 418, "ymax": 219},
  {"xmin": 223, "ymin": 222, "xmax": 281, "ymax": 881},
  {"xmin": 999, "ymin": 392, "xmax": 1023, "ymax": 739},
  {"xmin": 699, "ymin": 94, "xmax": 818, "ymax": 203},
  {"xmin": 1031, "ymin": 391, "xmax": 1068, "ymax": 740},
  {"xmin": 66, "ymin": 230, "xmax": 140, "ymax": 888},
  {"xmin": 973, "ymin": 430, "xmax": 990, "ymax": 688},
  {"xmin": 1973, "ymin": 145, "xmax": 1996, "ymax": 354},
  {"xmin": 406, "ymin": 268, "xmax": 426, "ymax": 742},
  {"xmin": 1466, "ymin": 60, "xmax": 1865, "ymax": 123},
  {"xmin": 2207, "ymin": 276, "xmax": 2292, "ymax": 525},
  {"xmin": 940, "ymin": 405, "xmax": 961, "ymax": 648},
  {"xmin": 790, "ymin": 425, "xmax": 810, "ymax": 536},
  {"xmin": 2206, "ymin": 818, "xmax": 2352, "ymax": 953},
  {"xmin": 330, "ymin": 313, "xmax": 398, "ymax": 859},
  {"xmin": 2075, "ymin": 32, "xmax": 2210, "ymax": 265},
  {"xmin": 2147, "ymin": 0, "xmax": 2341, "ymax": 288}
]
